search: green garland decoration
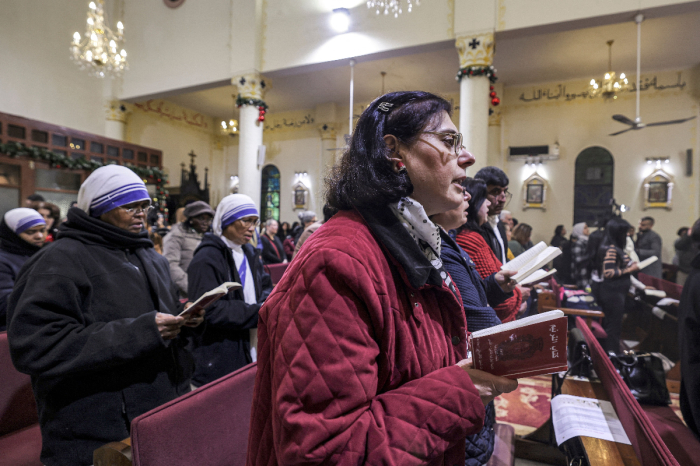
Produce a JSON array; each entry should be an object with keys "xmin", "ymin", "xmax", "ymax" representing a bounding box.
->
[
  {"xmin": 0, "ymin": 140, "xmax": 170, "ymax": 213},
  {"xmin": 236, "ymin": 94, "xmax": 268, "ymax": 110},
  {"xmin": 456, "ymin": 65, "xmax": 497, "ymax": 83}
]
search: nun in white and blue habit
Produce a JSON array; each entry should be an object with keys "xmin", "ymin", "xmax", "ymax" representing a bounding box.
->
[
  {"xmin": 187, "ymin": 193, "xmax": 272, "ymax": 387},
  {"xmin": 0, "ymin": 207, "xmax": 46, "ymax": 330},
  {"xmin": 6, "ymin": 165, "xmax": 198, "ymax": 466}
]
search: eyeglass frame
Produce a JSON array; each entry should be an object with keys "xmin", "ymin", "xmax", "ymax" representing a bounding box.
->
[
  {"xmin": 119, "ymin": 202, "xmax": 153, "ymax": 215},
  {"xmin": 420, "ymin": 131, "xmax": 464, "ymax": 155},
  {"xmin": 486, "ymin": 186, "xmax": 513, "ymax": 206},
  {"xmin": 236, "ymin": 216, "xmax": 261, "ymax": 228}
]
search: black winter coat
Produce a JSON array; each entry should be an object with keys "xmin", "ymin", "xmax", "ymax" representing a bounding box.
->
[
  {"xmin": 7, "ymin": 208, "xmax": 194, "ymax": 466},
  {"xmin": 187, "ymin": 234, "xmax": 272, "ymax": 386},
  {"xmin": 679, "ymin": 253, "xmax": 700, "ymax": 440},
  {"xmin": 0, "ymin": 218, "xmax": 42, "ymax": 330},
  {"xmin": 260, "ymin": 233, "xmax": 287, "ymax": 264}
]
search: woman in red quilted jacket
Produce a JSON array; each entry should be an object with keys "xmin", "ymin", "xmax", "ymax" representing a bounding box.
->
[
  {"xmin": 456, "ymin": 178, "xmax": 524, "ymax": 323},
  {"xmin": 247, "ymin": 91, "xmax": 518, "ymax": 466}
]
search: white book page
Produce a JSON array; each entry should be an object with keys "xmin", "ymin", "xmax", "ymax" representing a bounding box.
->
[
  {"xmin": 637, "ymin": 255, "xmax": 658, "ymax": 270},
  {"xmin": 471, "ymin": 310, "xmax": 564, "ymax": 338},
  {"xmin": 511, "ymin": 246, "xmax": 562, "ymax": 283},
  {"xmin": 520, "ymin": 268, "xmax": 557, "ymax": 286},
  {"xmin": 552, "ymin": 395, "xmax": 631, "ymax": 446},
  {"xmin": 502, "ymin": 241, "xmax": 547, "ymax": 272}
]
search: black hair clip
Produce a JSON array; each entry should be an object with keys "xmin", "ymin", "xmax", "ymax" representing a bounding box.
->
[{"xmin": 377, "ymin": 102, "xmax": 394, "ymax": 113}]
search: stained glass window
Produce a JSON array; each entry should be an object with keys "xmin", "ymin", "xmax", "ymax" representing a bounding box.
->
[
  {"xmin": 260, "ymin": 165, "xmax": 280, "ymax": 223},
  {"xmin": 574, "ymin": 147, "xmax": 614, "ymax": 226}
]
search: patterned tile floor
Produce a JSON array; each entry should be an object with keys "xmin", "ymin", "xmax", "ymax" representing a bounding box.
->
[{"xmin": 495, "ymin": 375, "xmax": 684, "ymax": 437}]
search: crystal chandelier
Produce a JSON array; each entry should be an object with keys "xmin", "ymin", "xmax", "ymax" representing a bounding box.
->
[
  {"xmin": 367, "ymin": 0, "xmax": 420, "ymax": 18},
  {"xmin": 71, "ymin": 0, "xmax": 128, "ymax": 78},
  {"xmin": 588, "ymin": 40, "xmax": 629, "ymax": 100},
  {"xmin": 220, "ymin": 95, "xmax": 239, "ymax": 137}
]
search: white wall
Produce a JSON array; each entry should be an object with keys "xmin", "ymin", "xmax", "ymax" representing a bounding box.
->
[
  {"xmin": 500, "ymin": 69, "xmax": 699, "ymax": 263},
  {"xmin": 0, "ymin": 0, "xmax": 106, "ymax": 134}
]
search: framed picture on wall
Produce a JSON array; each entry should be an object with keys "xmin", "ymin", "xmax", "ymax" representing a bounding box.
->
[
  {"xmin": 292, "ymin": 180, "xmax": 309, "ymax": 210},
  {"xmin": 522, "ymin": 173, "xmax": 548, "ymax": 210},
  {"xmin": 643, "ymin": 168, "xmax": 674, "ymax": 210}
]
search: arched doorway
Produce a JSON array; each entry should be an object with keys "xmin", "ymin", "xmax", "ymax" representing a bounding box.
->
[
  {"xmin": 574, "ymin": 147, "xmax": 614, "ymax": 226},
  {"xmin": 260, "ymin": 164, "xmax": 280, "ymax": 224}
]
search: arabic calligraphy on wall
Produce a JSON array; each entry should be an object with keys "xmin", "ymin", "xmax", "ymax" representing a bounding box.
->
[
  {"xmin": 263, "ymin": 113, "xmax": 315, "ymax": 132},
  {"xmin": 517, "ymin": 73, "xmax": 686, "ymax": 104},
  {"xmin": 134, "ymin": 100, "xmax": 211, "ymax": 130}
]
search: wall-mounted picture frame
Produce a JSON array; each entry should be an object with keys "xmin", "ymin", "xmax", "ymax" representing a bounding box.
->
[
  {"xmin": 292, "ymin": 180, "xmax": 309, "ymax": 210},
  {"xmin": 522, "ymin": 173, "xmax": 548, "ymax": 210},
  {"xmin": 643, "ymin": 168, "xmax": 674, "ymax": 210}
]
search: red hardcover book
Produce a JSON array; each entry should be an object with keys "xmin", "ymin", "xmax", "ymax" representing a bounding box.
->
[{"xmin": 469, "ymin": 310, "xmax": 568, "ymax": 379}]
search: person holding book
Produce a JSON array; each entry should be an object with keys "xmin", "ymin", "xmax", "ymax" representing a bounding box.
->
[
  {"xmin": 187, "ymin": 194, "xmax": 272, "ymax": 387},
  {"xmin": 0, "ymin": 208, "xmax": 46, "ymax": 331},
  {"xmin": 246, "ymin": 91, "xmax": 518, "ymax": 466},
  {"xmin": 433, "ymin": 194, "xmax": 517, "ymax": 466},
  {"xmin": 636, "ymin": 216, "xmax": 663, "ymax": 279},
  {"xmin": 456, "ymin": 178, "xmax": 525, "ymax": 323},
  {"xmin": 6, "ymin": 165, "xmax": 204, "ymax": 466},
  {"xmin": 596, "ymin": 217, "xmax": 639, "ymax": 353}
]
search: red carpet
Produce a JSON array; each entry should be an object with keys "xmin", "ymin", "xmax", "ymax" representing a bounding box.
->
[{"xmin": 495, "ymin": 376, "xmax": 685, "ymax": 436}]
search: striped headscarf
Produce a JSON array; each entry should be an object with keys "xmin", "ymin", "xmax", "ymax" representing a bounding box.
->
[
  {"xmin": 3, "ymin": 208, "xmax": 46, "ymax": 234},
  {"xmin": 213, "ymin": 194, "xmax": 259, "ymax": 237},
  {"xmin": 77, "ymin": 165, "xmax": 151, "ymax": 217}
]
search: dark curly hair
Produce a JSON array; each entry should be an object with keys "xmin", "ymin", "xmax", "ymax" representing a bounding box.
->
[{"xmin": 325, "ymin": 91, "xmax": 452, "ymax": 210}]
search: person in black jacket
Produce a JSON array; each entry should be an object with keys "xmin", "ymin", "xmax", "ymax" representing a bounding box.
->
[
  {"xmin": 432, "ymin": 193, "xmax": 517, "ymax": 466},
  {"xmin": 474, "ymin": 167, "xmax": 510, "ymax": 264},
  {"xmin": 679, "ymin": 218, "xmax": 700, "ymax": 440},
  {"xmin": 0, "ymin": 208, "xmax": 46, "ymax": 330},
  {"xmin": 6, "ymin": 165, "xmax": 203, "ymax": 466},
  {"xmin": 260, "ymin": 218, "xmax": 287, "ymax": 264},
  {"xmin": 187, "ymin": 194, "xmax": 272, "ymax": 387}
]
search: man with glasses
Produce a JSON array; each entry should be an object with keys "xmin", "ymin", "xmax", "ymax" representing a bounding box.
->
[
  {"xmin": 7, "ymin": 165, "xmax": 203, "ymax": 465},
  {"xmin": 475, "ymin": 167, "xmax": 512, "ymax": 265},
  {"xmin": 187, "ymin": 194, "xmax": 272, "ymax": 387}
]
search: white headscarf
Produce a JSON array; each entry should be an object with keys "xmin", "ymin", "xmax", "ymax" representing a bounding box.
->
[
  {"xmin": 3, "ymin": 208, "xmax": 46, "ymax": 234},
  {"xmin": 77, "ymin": 165, "xmax": 151, "ymax": 217},
  {"xmin": 213, "ymin": 194, "xmax": 259, "ymax": 237},
  {"xmin": 572, "ymin": 223, "xmax": 588, "ymax": 242}
]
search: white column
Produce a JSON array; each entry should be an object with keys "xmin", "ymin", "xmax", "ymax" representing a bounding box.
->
[
  {"xmin": 237, "ymin": 105, "xmax": 263, "ymax": 206},
  {"xmin": 456, "ymin": 32, "xmax": 495, "ymax": 175},
  {"xmin": 459, "ymin": 77, "xmax": 490, "ymax": 174},
  {"xmin": 104, "ymin": 100, "xmax": 129, "ymax": 141},
  {"xmin": 233, "ymin": 73, "xmax": 269, "ymax": 210}
]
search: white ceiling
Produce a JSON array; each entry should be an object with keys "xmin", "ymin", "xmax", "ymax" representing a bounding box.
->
[{"xmin": 164, "ymin": 11, "xmax": 700, "ymax": 119}]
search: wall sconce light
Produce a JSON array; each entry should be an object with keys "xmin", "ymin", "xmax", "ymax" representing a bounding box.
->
[
  {"xmin": 646, "ymin": 157, "xmax": 670, "ymax": 169},
  {"xmin": 330, "ymin": 8, "xmax": 350, "ymax": 33}
]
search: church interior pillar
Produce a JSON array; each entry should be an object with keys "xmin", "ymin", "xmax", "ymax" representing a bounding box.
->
[{"xmin": 456, "ymin": 32, "xmax": 495, "ymax": 175}]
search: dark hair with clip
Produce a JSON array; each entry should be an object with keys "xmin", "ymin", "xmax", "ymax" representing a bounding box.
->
[{"xmin": 326, "ymin": 91, "xmax": 451, "ymax": 210}]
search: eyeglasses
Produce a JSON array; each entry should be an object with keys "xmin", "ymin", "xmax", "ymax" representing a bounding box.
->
[
  {"xmin": 421, "ymin": 131, "xmax": 464, "ymax": 155},
  {"xmin": 487, "ymin": 187, "xmax": 513, "ymax": 206},
  {"xmin": 237, "ymin": 217, "xmax": 261, "ymax": 228},
  {"xmin": 120, "ymin": 203, "xmax": 153, "ymax": 215}
]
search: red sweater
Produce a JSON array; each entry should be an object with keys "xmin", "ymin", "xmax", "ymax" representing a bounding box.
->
[
  {"xmin": 247, "ymin": 210, "xmax": 485, "ymax": 466},
  {"xmin": 455, "ymin": 229, "xmax": 522, "ymax": 323}
]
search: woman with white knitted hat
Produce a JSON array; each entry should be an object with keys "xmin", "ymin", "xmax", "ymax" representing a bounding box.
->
[
  {"xmin": 0, "ymin": 207, "xmax": 46, "ymax": 330},
  {"xmin": 6, "ymin": 165, "xmax": 204, "ymax": 466},
  {"xmin": 187, "ymin": 193, "xmax": 273, "ymax": 387}
]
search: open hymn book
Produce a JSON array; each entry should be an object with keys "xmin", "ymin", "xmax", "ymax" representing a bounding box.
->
[
  {"xmin": 502, "ymin": 241, "xmax": 562, "ymax": 284},
  {"xmin": 469, "ymin": 310, "xmax": 568, "ymax": 379},
  {"xmin": 179, "ymin": 282, "xmax": 241, "ymax": 317}
]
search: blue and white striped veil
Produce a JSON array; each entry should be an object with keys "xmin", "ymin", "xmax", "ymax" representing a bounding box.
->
[
  {"xmin": 76, "ymin": 165, "xmax": 151, "ymax": 217},
  {"xmin": 213, "ymin": 194, "xmax": 258, "ymax": 237}
]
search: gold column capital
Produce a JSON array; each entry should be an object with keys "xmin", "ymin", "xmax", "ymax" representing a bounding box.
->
[
  {"xmin": 105, "ymin": 100, "xmax": 131, "ymax": 123},
  {"xmin": 456, "ymin": 32, "xmax": 494, "ymax": 68},
  {"xmin": 318, "ymin": 123, "xmax": 337, "ymax": 140},
  {"xmin": 232, "ymin": 72, "xmax": 270, "ymax": 101}
]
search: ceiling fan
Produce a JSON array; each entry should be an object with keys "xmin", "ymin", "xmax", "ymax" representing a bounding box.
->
[{"xmin": 609, "ymin": 14, "xmax": 696, "ymax": 136}]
